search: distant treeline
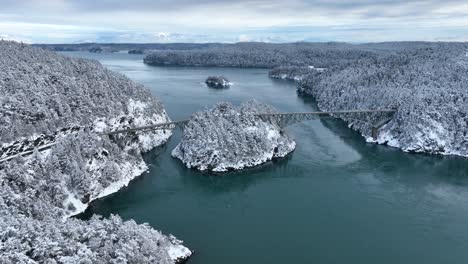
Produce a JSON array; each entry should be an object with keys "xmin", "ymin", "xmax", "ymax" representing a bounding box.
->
[
  {"xmin": 143, "ymin": 41, "xmax": 457, "ymax": 68},
  {"xmin": 33, "ymin": 42, "xmax": 223, "ymax": 53}
]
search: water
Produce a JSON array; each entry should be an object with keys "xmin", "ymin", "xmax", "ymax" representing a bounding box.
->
[{"xmin": 66, "ymin": 52, "xmax": 468, "ymax": 264}]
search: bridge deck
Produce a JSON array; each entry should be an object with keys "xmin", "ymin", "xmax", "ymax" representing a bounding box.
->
[
  {"xmin": 0, "ymin": 109, "xmax": 397, "ymax": 164},
  {"xmin": 102, "ymin": 109, "xmax": 397, "ymax": 135},
  {"xmin": 257, "ymin": 109, "xmax": 396, "ymax": 116},
  {"xmin": 102, "ymin": 120, "xmax": 189, "ymax": 136}
]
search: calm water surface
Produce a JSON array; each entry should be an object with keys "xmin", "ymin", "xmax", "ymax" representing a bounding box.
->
[{"xmin": 66, "ymin": 52, "xmax": 468, "ymax": 264}]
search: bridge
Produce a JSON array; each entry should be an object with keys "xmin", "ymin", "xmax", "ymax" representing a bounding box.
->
[
  {"xmin": 103, "ymin": 120, "xmax": 189, "ymax": 136},
  {"xmin": 1, "ymin": 109, "xmax": 396, "ymax": 164},
  {"xmin": 102, "ymin": 109, "xmax": 396, "ymax": 136}
]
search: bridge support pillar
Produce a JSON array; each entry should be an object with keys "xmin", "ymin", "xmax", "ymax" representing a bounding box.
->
[{"xmin": 371, "ymin": 127, "xmax": 378, "ymax": 141}]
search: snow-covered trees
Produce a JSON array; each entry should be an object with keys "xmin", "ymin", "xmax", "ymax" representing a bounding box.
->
[
  {"xmin": 172, "ymin": 100, "xmax": 296, "ymax": 171},
  {"xmin": 35, "ymin": 42, "xmax": 222, "ymax": 52},
  {"xmin": 298, "ymin": 43, "xmax": 468, "ymax": 156},
  {"xmin": 0, "ymin": 40, "xmax": 168, "ymax": 144},
  {"xmin": 0, "ymin": 41, "xmax": 191, "ymax": 263},
  {"xmin": 146, "ymin": 41, "xmax": 468, "ymax": 157},
  {"xmin": 0, "ymin": 132, "xmax": 190, "ymax": 263},
  {"xmin": 205, "ymin": 76, "xmax": 231, "ymax": 88},
  {"xmin": 0, "ymin": 213, "xmax": 185, "ymax": 264},
  {"xmin": 144, "ymin": 42, "xmax": 447, "ymax": 69},
  {"xmin": 144, "ymin": 42, "xmax": 383, "ymax": 68}
]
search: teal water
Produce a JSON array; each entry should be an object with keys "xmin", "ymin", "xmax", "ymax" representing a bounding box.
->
[{"xmin": 67, "ymin": 52, "xmax": 468, "ymax": 264}]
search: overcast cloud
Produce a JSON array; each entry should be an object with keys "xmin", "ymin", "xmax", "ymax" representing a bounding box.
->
[{"xmin": 1, "ymin": 0, "xmax": 467, "ymax": 43}]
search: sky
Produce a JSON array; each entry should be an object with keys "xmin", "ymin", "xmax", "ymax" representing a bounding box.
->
[{"xmin": 1, "ymin": 0, "xmax": 468, "ymax": 43}]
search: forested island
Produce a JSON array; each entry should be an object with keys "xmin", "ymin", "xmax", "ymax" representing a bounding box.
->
[
  {"xmin": 144, "ymin": 42, "xmax": 468, "ymax": 157},
  {"xmin": 205, "ymin": 76, "xmax": 231, "ymax": 88},
  {"xmin": 172, "ymin": 100, "xmax": 296, "ymax": 172},
  {"xmin": 0, "ymin": 41, "xmax": 191, "ymax": 263}
]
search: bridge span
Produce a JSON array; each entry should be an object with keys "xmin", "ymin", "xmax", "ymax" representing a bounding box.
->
[
  {"xmin": 101, "ymin": 109, "xmax": 397, "ymax": 136},
  {"xmin": 1, "ymin": 109, "xmax": 396, "ymax": 164}
]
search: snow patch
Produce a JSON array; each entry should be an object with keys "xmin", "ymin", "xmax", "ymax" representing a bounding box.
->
[{"xmin": 168, "ymin": 236, "xmax": 193, "ymax": 262}]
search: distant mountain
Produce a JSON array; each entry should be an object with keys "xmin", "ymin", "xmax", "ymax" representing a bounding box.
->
[{"xmin": 33, "ymin": 42, "xmax": 224, "ymax": 53}]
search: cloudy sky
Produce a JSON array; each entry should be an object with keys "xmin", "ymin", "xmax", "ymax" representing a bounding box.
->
[{"xmin": 1, "ymin": 0, "xmax": 468, "ymax": 43}]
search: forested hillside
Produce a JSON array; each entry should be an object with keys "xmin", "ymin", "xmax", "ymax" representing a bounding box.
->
[
  {"xmin": 144, "ymin": 42, "xmax": 384, "ymax": 68},
  {"xmin": 298, "ymin": 43, "xmax": 468, "ymax": 156},
  {"xmin": 0, "ymin": 41, "xmax": 169, "ymax": 143},
  {"xmin": 143, "ymin": 42, "xmax": 449, "ymax": 68},
  {"xmin": 0, "ymin": 41, "xmax": 191, "ymax": 263}
]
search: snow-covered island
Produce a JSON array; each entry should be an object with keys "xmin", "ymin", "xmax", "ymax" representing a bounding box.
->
[
  {"xmin": 0, "ymin": 41, "xmax": 191, "ymax": 263},
  {"xmin": 205, "ymin": 76, "xmax": 232, "ymax": 88},
  {"xmin": 172, "ymin": 100, "xmax": 296, "ymax": 172}
]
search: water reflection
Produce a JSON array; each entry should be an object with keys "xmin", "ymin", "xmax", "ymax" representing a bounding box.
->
[{"xmin": 316, "ymin": 104, "xmax": 468, "ymax": 212}]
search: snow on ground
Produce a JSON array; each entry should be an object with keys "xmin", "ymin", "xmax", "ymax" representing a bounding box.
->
[{"xmin": 168, "ymin": 236, "xmax": 193, "ymax": 263}]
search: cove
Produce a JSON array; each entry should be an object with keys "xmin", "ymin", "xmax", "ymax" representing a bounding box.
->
[{"xmin": 67, "ymin": 52, "xmax": 468, "ymax": 264}]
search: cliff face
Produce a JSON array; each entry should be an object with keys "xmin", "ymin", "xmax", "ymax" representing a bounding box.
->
[
  {"xmin": 172, "ymin": 100, "xmax": 296, "ymax": 172},
  {"xmin": 0, "ymin": 41, "xmax": 191, "ymax": 263},
  {"xmin": 298, "ymin": 44, "xmax": 468, "ymax": 157}
]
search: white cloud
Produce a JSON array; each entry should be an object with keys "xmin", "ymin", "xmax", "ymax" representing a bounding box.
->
[{"xmin": 1, "ymin": 0, "xmax": 468, "ymax": 43}]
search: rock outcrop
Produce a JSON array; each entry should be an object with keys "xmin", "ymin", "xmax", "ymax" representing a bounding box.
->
[
  {"xmin": 172, "ymin": 100, "xmax": 296, "ymax": 172},
  {"xmin": 0, "ymin": 41, "xmax": 191, "ymax": 263},
  {"xmin": 205, "ymin": 76, "xmax": 231, "ymax": 88}
]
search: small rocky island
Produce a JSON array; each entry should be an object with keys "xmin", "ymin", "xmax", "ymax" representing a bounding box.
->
[
  {"xmin": 172, "ymin": 100, "xmax": 296, "ymax": 172},
  {"xmin": 88, "ymin": 46, "xmax": 103, "ymax": 53},
  {"xmin": 205, "ymin": 76, "xmax": 231, "ymax": 88},
  {"xmin": 129, "ymin": 48, "xmax": 145, "ymax": 54}
]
